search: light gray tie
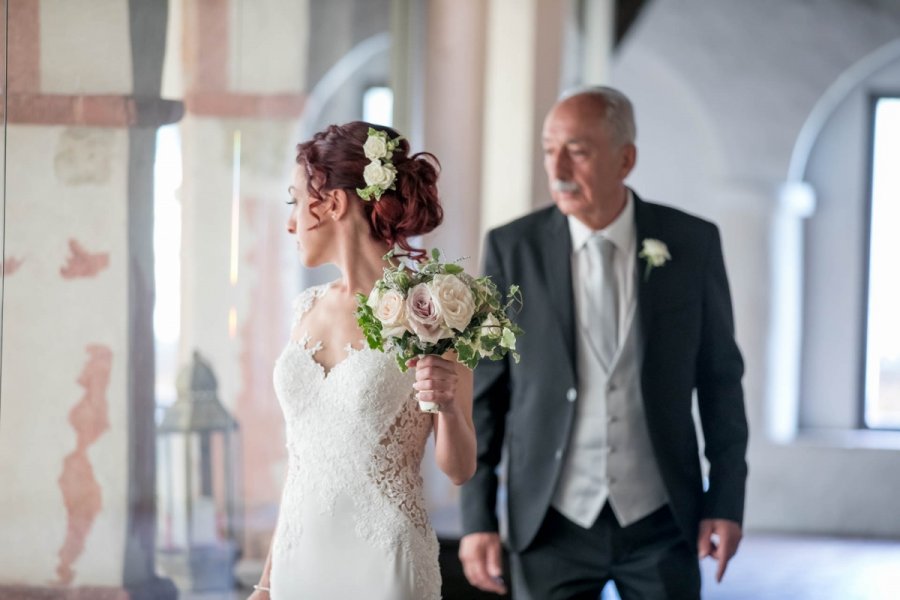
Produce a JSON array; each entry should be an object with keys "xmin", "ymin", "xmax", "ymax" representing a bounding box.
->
[{"xmin": 583, "ymin": 235, "xmax": 619, "ymax": 369}]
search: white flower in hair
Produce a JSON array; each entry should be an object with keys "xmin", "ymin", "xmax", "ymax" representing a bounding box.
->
[
  {"xmin": 356, "ymin": 127, "xmax": 403, "ymax": 201},
  {"xmin": 363, "ymin": 160, "xmax": 397, "ymax": 191},
  {"xmin": 363, "ymin": 135, "xmax": 389, "ymax": 160}
]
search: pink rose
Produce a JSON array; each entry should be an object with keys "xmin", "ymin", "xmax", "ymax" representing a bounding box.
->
[{"xmin": 406, "ymin": 283, "xmax": 452, "ymax": 344}]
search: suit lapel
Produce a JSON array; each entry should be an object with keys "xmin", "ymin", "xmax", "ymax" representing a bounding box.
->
[
  {"xmin": 634, "ymin": 194, "xmax": 659, "ymax": 335},
  {"xmin": 540, "ymin": 209, "xmax": 578, "ymax": 373}
]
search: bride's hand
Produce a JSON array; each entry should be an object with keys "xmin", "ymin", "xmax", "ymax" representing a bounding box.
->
[{"xmin": 410, "ymin": 355, "xmax": 461, "ymax": 413}]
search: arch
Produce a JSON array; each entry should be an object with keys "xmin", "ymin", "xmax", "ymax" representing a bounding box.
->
[{"xmin": 788, "ymin": 38, "xmax": 900, "ymax": 183}]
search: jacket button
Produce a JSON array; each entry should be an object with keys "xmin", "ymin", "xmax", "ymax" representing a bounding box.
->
[
  {"xmin": 566, "ymin": 388, "xmax": 577, "ymax": 402},
  {"xmin": 554, "ymin": 449, "xmax": 563, "ymax": 460}
]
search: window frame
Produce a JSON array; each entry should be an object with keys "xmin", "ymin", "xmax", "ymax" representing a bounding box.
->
[{"xmin": 860, "ymin": 91, "xmax": 900, "ymax": 431}]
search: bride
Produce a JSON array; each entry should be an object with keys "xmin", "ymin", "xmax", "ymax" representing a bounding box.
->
[{"xmin": 249, "ymin": 121, "xmax": 476, "ymax": 599}]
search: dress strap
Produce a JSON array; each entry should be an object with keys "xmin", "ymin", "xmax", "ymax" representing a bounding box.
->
[{"xmin": 291, "ymin": 284, "xmax": 329, "ymax": 330}]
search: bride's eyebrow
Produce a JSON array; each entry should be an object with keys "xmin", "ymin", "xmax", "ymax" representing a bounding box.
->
[{"xmin": 287, "ymin": 185, "xmax": 297, "ymax": 199}]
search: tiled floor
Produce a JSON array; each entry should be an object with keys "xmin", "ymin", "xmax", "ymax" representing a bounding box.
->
[
  {"xmin": 696, "ymin": 534, "xmax": 900, "ymax": 600},
  {"xmin": 180, "ymin": 533, "xmax": 900, "ymax": 600}
]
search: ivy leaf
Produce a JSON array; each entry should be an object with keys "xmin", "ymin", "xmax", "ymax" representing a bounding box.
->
[{"xmin": 500, "ymin": 328, "xmax": 517, "ymax": 350}]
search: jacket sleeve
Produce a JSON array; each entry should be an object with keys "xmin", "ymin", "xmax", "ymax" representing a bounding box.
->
[
  {"xmin": 460, "ymin": 229, "xmax": 512, "ymax": 535},
  {"xmin": 695, "ymin": 224, "xmax": 749, "ymax": 524}
]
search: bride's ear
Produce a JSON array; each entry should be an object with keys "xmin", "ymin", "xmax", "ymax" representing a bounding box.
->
[{"xmin": 325, "ymin": 188, "xmax": 352, "ymax": 221}]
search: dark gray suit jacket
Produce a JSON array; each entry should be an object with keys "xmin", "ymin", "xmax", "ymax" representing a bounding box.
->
[{"xmin": 460, "ymin": 194, "xmax": 748, "ymax": 553}]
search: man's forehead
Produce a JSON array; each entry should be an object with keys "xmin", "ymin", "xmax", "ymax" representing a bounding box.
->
[
  {"xmin": 542, "ymin": 133, "xmax": 592, "ymax": 145},
  {"xmin": 542, "ymin": 120, "xmax": 601, "ymax": 144}
]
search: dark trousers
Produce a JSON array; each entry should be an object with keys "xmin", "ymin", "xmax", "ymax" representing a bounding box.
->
[{"xmin": 513, "ymin": 503, "xmax": 700, "ymax": 600}]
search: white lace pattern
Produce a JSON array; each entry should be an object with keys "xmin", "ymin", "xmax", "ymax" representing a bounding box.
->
[{"xmin": 271, "ymin": 284, "xmax": 440, "ymax": 599}]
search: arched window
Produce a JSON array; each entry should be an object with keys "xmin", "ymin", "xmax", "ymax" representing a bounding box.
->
[{"xmin": 863, "ymin": 95, "xmax": 900, "ymax": 429}]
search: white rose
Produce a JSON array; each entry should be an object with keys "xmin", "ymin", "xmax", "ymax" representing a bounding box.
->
[
  {"xmin": 363, "ymin": 160, "xmax": 397, "ymax": 189},
  {"xmin": 363, "ymin": 134, "xmax": 389, "ymax": 160},
  {"xmin": 641, "ymin": 239, "xmax": 671, "ymax": 267},
  {"xmin": 374, "ymin": 289, "xmax": 410, "ymax": 338},
  {"xmin": 430, "ymin": 274, "xmax": 476, "ymax": 332},
  {"xmin": 406, "ymin": 283, "xmax": 452, "ymax": 344}
]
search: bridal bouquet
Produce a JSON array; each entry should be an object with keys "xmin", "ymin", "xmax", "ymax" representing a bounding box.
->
[{"xmin": 356, "ymin": 249, "xmax": 523, "ymax": 413}]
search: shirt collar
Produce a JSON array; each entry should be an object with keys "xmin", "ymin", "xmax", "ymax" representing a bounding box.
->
[{"xmin": 567, "ymin": 189, "xmax": 635, "ymax": 254}]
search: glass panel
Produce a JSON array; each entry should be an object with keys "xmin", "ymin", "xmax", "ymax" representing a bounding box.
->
[
  {"xmin": 0, "ymin": 0, "xmax": 412, "ymax": 595},
  {"xmin": 0, "ymin": 0, "xmax": 6, "ymax": 373},
  {"xmin": 865, "ymin": 96, "xmax": 900, "ymax": 429}
]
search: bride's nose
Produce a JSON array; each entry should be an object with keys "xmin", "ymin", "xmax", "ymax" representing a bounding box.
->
[{"xmin": 287, "ymin": 214, "xmax": 297, "ymax": 234}]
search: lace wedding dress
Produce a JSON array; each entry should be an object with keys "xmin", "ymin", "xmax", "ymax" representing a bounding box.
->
[{"xmin": 269, "ymin": 284, "xmax": 441, "ymax": 599}]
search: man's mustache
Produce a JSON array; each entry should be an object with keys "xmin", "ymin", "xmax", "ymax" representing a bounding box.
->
[{"xmin": 551, "ymin": 180, "xmax": 579, "ymax": 193}]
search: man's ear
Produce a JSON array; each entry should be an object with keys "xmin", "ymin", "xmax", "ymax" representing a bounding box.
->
[{"xmin": 620, "ymin": 143, "xmax": 637, "ymax": 179}]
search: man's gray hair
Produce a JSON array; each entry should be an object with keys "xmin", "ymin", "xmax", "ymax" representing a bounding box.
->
[{"xmin": 559, "ymin": 85, "xmax": 636, "ymax": 146}]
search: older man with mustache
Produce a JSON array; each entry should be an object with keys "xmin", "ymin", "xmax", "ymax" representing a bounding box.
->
[{"xmin": 459, "ymin": 86, "xmax": 749, "ymax": 600}]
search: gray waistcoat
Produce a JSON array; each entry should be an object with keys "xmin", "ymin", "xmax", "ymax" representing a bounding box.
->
[{"xmin": 552, "ymin": 301, "xmax": 669, "ymax": 528}]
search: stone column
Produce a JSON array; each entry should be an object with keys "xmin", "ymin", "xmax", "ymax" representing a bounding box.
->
[
  {"xmin": 479, "ymin": 0, "xmax": 568, "ymax": 237},
  {"xmin": 421, "ymin": 0, "xmax": 489, "ymax": 268}
]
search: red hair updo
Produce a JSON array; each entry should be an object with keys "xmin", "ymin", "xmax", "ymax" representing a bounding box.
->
[{"xmin": 295, "ymin": 121, "xmax": 443, "ymax": 260}]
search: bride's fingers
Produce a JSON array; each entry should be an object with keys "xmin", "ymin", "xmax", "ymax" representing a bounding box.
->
[
  {"xmin": 417, "ymin": 355, "xmax": 457, "ymax": 372},
  {"xmin": 415, "ymin": 384, "xmax": 458, "ymax": 405},
  {"xmin": 414, "ymin": 366, "xmax": 458, "ymax": 384},
  {"xmin": 415, "ymin": 389, "xmax": 455, "ymax": 404},
  {"xmin": 414, "ymin": 378, "xmax": 458, "ymax": 391}
]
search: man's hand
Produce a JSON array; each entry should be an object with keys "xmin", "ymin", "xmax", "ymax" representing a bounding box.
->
[
  {"xmin": 459, "ymin": 532, "xmax": 507, "ymax": 594},
  {"xmin": 697, "ymin": 518, "xmax": 742, "ymax": 582}
]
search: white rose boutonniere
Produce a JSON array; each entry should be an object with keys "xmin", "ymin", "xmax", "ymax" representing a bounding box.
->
[{"xmin": 638, "ymin": 238, "xmax": 671, "ymax": 281}]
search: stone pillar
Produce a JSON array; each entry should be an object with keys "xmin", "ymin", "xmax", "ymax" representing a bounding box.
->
[
  {"xmin": 0, "ymin": 0, "xmax": 179, "ymax": 597},
  {"xmin": 422, "ymin": 0, "xmax": 489, "ymax": 269},
  {"xmin": 479, "ymin": 0, "xmax": 568, "ymax": 237},
  {"xmin": 581, "ymin": 0, "xmax": 615, "ymax": 84},
  {"xmin": 415, "ymin": 0, "xmax": 490, "ymax": 533}
]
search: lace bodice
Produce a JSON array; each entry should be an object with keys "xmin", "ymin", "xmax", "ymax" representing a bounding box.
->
[{"xmin": 271, "ymin": 283, "xmax": 439, "ymax": 598}]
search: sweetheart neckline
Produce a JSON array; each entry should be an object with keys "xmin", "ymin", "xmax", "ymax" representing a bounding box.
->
[{"xmin": 284, "ymin": 341, "xmax": 380, "ymax": 380}]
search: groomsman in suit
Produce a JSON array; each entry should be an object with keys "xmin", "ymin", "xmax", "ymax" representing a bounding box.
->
[{"xmin": 459, "ymin": 86, "xmax": 748, "ymax": 599}]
